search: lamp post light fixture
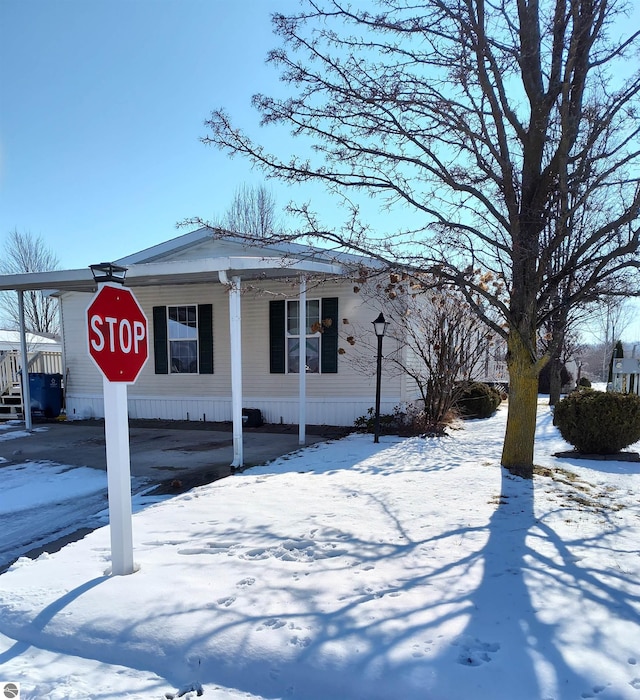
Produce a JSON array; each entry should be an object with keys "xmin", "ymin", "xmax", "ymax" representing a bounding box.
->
[
  {"xmin": 372, "ymin": 312, "xmax": 389, "ymax": 443},
  {"xmin": 90, "ymin": 262, "xmax": 128, "ymax": 285}
]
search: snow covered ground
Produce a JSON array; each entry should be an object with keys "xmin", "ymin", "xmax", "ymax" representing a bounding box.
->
[
  {"xmin": 0, "ymin": 422, "xmax": 160, "ymax": 573},
  {"xmin": 0, "ymin": 401, "xmax": 639, "ymax": 700}
]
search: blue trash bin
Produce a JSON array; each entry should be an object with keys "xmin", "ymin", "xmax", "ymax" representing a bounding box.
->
[{"xmin": 29, "ymin": 373, "xmax": 64, "ymax": 418}]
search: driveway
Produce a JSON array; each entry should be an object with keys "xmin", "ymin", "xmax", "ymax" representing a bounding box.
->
[
  {"xmin": 0, "ymin": 418, "xmax": 344, "ymax": 491},
  {"xmin": 0, "ymin": 418, "xmax": 348, "ymax": 571}
]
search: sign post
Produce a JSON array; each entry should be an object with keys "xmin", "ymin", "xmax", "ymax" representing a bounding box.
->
[{"xmin": 87, "ymin": 282, "xmax": 148, "ymax": 575}]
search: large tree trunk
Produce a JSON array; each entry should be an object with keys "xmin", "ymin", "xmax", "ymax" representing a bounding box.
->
[{"xmin": 501, "ymin": 331, "xmax": 540, "ymax": 479}]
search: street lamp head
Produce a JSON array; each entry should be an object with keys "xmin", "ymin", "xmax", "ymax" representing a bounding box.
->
[
  {"xmin": 90, "ymin": 262, "xmax": 128, "ymax": 285},
  {"xmin": 372, "ymin": 312, "xmax": 388, "ymax": 337}
]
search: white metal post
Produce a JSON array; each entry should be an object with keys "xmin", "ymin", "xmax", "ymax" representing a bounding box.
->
[
  {"xmin": 299, "ymin": 276, "xmax": 306, "ymax": 445},
  {"xmin": 18, "ymin": 290, "xmax": 32, "ymax": 432},
  {"xmin": 229, "ymin": 276, "xmax": 243, "ymax": 467},
  {"xmin": 103, "ymin": 377, "xmax": 135, "ymax": 575}
]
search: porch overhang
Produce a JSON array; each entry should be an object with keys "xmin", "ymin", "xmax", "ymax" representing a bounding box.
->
[
  {"xmin": 0, "ymin": 254, "xmax": 344, "ymax": 463},
  {"xmin": 0, "ymin": 256, "xmax": 344, "ymax": 293}
]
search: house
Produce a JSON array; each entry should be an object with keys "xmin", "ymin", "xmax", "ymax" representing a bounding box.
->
[
  {"xmin": 48, "ymin": 228, "xmax": 414, "ymax": 429},
  {"xmin": 0, "ymin": 329, "xmax": 61, "ymax": 355}
]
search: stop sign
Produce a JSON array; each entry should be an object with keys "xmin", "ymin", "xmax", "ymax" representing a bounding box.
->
[{"xmin": 87, "ymin": 284, "xmax": 149, "ymax": 383}]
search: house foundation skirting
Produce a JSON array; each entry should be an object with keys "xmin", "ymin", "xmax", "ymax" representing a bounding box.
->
[{"xmin": 64, "ymin": 393, "xmax": 402, "ymax": 427}]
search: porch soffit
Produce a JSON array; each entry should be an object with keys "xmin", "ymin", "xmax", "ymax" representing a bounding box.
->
[{"xmin": 0, "ymin": 256, "xmax": 345, "ymax": 294}]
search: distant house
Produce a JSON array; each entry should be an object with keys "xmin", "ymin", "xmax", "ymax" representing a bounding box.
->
[
  {"xmin": 55, "ymin": 228, "xmax": 414, "ymax": 427},
  {"xmin": 0, "ymin": 329, "xmax": 61, "ymax": 355}
]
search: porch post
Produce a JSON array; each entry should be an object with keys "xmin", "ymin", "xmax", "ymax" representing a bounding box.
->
[
  {"xmin": 299, "ymin": 275, "xmax": 306, "ymax": 445},
  {"xmin": 18, "ymin": 290, "xmax": 32, "ymax": 432},
  {"xmin": 229, "ymin": 275, "xmax": 243, "ymax": 467}
]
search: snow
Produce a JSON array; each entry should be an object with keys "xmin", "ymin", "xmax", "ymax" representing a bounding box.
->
[{"xmin": 1, "ymin": 402, "xmax": 639, "ymax": 700}]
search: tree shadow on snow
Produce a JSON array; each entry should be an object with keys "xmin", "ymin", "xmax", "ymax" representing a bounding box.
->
[
  {"xmin": 5, "ymin": 430, "xmax": 638, "ymax": 699},
  {"xmin": 149, "ymin": 463, "xmax": 640, "ymax": 699},
  {"xmin": 443, "ymin": 467, "xmax": 640, "ymax": 699}
]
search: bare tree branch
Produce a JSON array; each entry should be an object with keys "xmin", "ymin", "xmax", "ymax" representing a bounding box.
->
[
  {"xmin": 0, "ymin": 230, "xmax": 60, "ymax": 335},
  {"xmin": 197, "ymin": 0, "xmax": 640, "ymax": 473}
]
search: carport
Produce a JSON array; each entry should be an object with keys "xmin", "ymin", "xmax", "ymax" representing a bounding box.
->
[{"xmin": 0, "ymin": 254, "xmax": 343, "ymax": 467}]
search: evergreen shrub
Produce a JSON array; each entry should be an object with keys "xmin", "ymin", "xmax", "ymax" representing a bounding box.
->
[
  {"xmin": 354, "ymin": 406, "xmax": 403, "ymax": 434},
  {"xmin": 553, "ymin": 389, "xmax": 640, "ymax": 454},
  {"xmin": 578, "ymin": 376, "xmax": 592, "ymax": 388},
  {"xmin": 455, "ymin": 382, "xmax": 502, "ymax": 419}
]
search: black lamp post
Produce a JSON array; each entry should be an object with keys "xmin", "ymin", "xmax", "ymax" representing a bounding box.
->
[
  {"xmin": 372, "ymin": 312, "xmax": 388, "ymax": 443},
  {"xmin": 89, "ymin": 262, "xmax": 128, "ymax": 285}
]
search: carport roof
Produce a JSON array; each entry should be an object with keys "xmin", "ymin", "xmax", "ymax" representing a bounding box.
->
[{"xmin": 0, "ymin": 255, "xmax": 344, "ymax": 293}]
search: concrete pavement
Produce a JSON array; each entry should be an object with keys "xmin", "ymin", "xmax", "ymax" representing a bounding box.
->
[{"xmin": 0, "ymin": 418, "xmax": 344, "ymax": 493}]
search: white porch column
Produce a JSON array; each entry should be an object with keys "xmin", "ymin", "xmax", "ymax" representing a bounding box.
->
[
  {"xmin": 229, "ymin": 275, "xmax": 243, "ymax": 467},
  {"xmin": 299, "ymin": 275, "xmax": 306, "ymax": 445},
  {"xmin": 18, "ymin": 290, "xmax": 32, "ymax": 432}
]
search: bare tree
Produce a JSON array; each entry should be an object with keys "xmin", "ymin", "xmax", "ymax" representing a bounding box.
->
[
  {"xmin": 218, "ymin": 183, "xmax": 282, "ymax": 238},
  {"xmin": 343, "ymin": 273, "xmax": 498, "ymax": 432},
  {"xmin": 200, "ymin": 1, "xmax": 640, "ymax": 477},
  {"xmin": 0, "ymin": 230, "xmax": 60, "ymax": 335},
  {"xmin": 388, "ymin": 282, "xmax": 498, "ymax": 432},
  {"xmin": 573, "ymin": 296, "xmax": 634, "ymax": 380}
]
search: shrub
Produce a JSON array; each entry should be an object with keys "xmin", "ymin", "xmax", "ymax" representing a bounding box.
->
[
  {"xmin": 553, "ymin": 390, "xmax": 640, "ymax": 454},
  {"xmin": 578, "ymin": 376, "xmax": 592, "ymax": 388},
  {"xmin": 454, "ymin": 382, "xmax": 502, "ymax": 419},
  {"xmin": 354, "ymin": 407, "xmax": 403, "ymax": 434},
  {"xmin": 354, "ymin": 404, "xmax": 449, "ymax": 436}
]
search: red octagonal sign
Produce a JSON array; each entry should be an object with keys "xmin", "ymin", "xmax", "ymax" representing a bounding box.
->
[{"xmin": 87, "ymin": 284, "xmax": 149, "ymax": 383}]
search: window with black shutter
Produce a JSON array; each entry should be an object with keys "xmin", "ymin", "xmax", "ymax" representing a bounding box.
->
[
  {"xmin": 152, "ymin": 304, "xmax": 214, "ymax": 375},
  {"xmin": 269, "ymin": 297, "xmax": 338, "ymax": 374}
]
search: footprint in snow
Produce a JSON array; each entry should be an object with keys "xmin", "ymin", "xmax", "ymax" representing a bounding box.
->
[
  {"xmin": 237, "ymin": 577, "xmax": 256, "ymax": 588},
  {"xmin": 453, "ymin": 636, "xmax": 500, "ymax": 666},
  {"xmin": 217, "ymin": 596, "xmax": 236, "ymax": 607},
  {"xmin": 289, "ymin": 635, "xmax": 312, "ymax": 648},
  {"xmin": 257, "ymin": 618, "xmax": 287, "ymax": 631}
]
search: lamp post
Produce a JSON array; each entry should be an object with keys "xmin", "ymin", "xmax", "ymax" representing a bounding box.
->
[{"xmin": 372, "ymin": 312, "xmax": 388, "ymax": 444}]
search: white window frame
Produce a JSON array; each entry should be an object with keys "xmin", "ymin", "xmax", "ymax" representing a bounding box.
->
[
  {"xmin": 167, "ymin": 304, "xmax": 198, "ymax": 374},
  {"xmin": 286, "ymin": 298, "xmax": 322, "ymax": 374}
]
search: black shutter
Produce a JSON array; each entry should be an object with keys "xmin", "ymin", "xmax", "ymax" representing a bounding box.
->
[
  {"xmin": 269, "ymin": 300, "xmax": 286, "ymax": 373},
  {"xmin": 321, "ymin": 297, "xmax": 339, "ymax": 373},
  {"xmin": 198, "ymin": 304, "xmax": 214, "ymax": 374},
  {"xmin": 152, "ymin": 306, "xmax": 168, "ymax": 374}
]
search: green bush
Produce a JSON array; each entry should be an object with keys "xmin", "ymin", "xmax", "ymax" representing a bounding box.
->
[
  {"xmin": 553, "ymin": 390, "xmax": 640, "ymax": 454},
  {"xmin": 455, "ymin": 382, "xmax": 502, "ymax": 419},
  {"xmin": 578, "ymin": 376, "xmax": 592, "ymax": 388}
]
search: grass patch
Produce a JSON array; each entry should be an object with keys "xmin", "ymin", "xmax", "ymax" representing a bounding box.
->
[{"xmin": 533, "ymin": 465, "xmax": 625, "ymax": 513}]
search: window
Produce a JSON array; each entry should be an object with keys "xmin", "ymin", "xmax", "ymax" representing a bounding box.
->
[
  {"xmin": 153, "ymin": 304, "xmax": 213, "ymax": 375},
  {"xmin": 287, "ymin": 299, "xmax": 321, "ymax": 373},
  {"xmin": 269, "ymin": 297, "xmax": 338, "ymax": 374},
  {"xmin": 168, "ymin": 305, "xmax": 197, "ymax": 373}
]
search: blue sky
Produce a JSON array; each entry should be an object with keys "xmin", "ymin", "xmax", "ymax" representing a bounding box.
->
[
  {"xmin": 0, "ymin": 0, "xmax": 304, "ymax": 268},
  {"xmin": 1, "ymin": 0, "xmax": 638, "ymax": 341}
]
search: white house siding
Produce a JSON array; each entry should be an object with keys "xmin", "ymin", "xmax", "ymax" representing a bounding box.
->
[{"xmin": 61, "ymin": 278, "xmax": 404, "ymax": 426}]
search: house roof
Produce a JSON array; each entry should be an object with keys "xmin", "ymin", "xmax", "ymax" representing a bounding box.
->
[
  {"xmin": 0, "ymin": 329, "xmax": 60, "ymax": 348},
  {"xmin": 0, "ymin": 229, "xmax": 348, "ymax": 294},
  {"xmin": 116, "ymin": 227, "xmax": 370, "ymax": 268}
]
